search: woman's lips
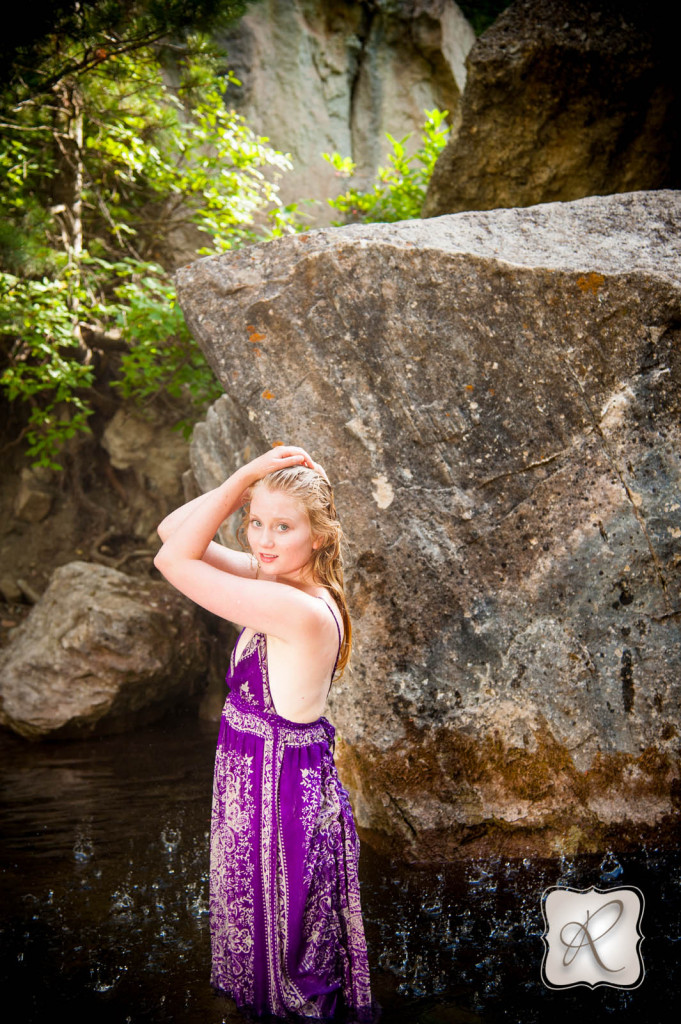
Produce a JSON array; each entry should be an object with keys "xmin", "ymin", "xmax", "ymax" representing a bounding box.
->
[{"xmin": 259, "ymin": 553, "xmax": 277, "ymax": 562}]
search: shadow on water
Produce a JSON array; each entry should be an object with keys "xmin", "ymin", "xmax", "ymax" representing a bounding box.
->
[{"xmin": 1, "ymin": 713, "xmax": 679, "ymax": 1024}]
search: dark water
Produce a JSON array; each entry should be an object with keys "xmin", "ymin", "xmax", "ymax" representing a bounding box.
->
[{"xmin": 1, "ymin": 713, "xmax": 678, "ymax": 1024}]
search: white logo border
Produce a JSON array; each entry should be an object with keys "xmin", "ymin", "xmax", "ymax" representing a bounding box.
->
[{"xmin": 540, "ymin": 884, "xmax": 645, "ymax": 991}]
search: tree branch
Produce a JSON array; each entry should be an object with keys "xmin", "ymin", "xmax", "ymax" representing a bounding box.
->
[{"xmin": 13, "ymin": 30, "xmax": 170, "ymax": 106}]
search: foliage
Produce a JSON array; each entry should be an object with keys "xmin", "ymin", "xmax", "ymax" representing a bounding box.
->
[
  {"xmin": 456, "ymin": 1, "xmax": 514, "ymax": 36},
  {"xmin": 1, "ymin": 6, "xmax": 462, "ymax": 471},
  {"xmin": 0, "ymin": 28, "xmax": 294, "ymax": 468},
  {"xmin": 1, "ymin": 1, "xmax": 249, "ymax": 95},
  {"xmin": 0, "ymin": 273, "xmax": 97, "ymax": 468},
  {"xmin": 111, "ymin": 259, "xmax": 220, "ymax": 423},
  {"xmin": 76, "ymin": 48, "xmax": 292, "ymax": 255},
  {"xmin": 322, "ymin": 109, "xmax": 450, "ymax": 225}
]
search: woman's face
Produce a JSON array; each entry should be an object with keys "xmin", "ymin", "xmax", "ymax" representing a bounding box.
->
[{"xmin": 247, "ymin": 486, "xmax": 318, "ymax": 582}]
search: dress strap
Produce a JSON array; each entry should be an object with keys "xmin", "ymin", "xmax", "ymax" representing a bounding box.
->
[{"xmin": 317, "ymin": 596, "xmax": 342, "ymax": 681}]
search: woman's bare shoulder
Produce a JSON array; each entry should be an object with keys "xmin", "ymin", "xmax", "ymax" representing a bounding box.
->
[{"xmin": 313, "ymin": 590, "xmax": 344, "ymax": 639}]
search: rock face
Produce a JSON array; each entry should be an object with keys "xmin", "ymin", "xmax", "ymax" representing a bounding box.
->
[
  {"xmin": 423, "ymin": 0, "xmax": 680, "ymax": 217},
  {"xmin": 217, "ymin": 0, "xmax": 474, "ymax": 218},
  {"xmin": 101, "ymin": 405, "xmax": 190, "ymax": 538},
  {"xmin": 0, "ymin": 562, "xmax": 209, "ymax": 739},
  {"xmin": 177, "ymin": 190, "xmax": 681, "ymax": 858}
]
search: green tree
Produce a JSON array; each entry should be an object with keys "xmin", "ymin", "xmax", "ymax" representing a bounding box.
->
[
  {"xmin": 0, "ymin": 1, "xmax": 248, "ymax": 93},
  {"xmin": 1, "ymin": 28, "xmax": 293, "ymax": 468},
  {"xmin": 322, "ymin": 109, "xmax": 450, "ymax": 225}
]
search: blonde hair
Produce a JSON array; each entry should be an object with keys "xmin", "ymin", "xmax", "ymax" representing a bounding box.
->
[{"xmin": 238, "ymin": 466, "xmax": 352, "ymax": 677}]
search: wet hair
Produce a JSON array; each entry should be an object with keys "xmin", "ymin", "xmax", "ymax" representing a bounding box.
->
[{"xmin": 238, "ymin": 466, "xmax": 352, "ymax": 677}]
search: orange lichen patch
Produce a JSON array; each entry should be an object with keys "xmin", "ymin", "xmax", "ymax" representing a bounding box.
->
[
  {"xmin": 246, "ymin": 324, "xmax": 266, "ymax": 344},
  {"xmin": 262, "ymin": 389, "xmax": 275, "ymax": 400},
  {"xmin": 253, "ymin": 349, "xmax": 261, "ymax": 357},
  {"xmin": 488, "ymin": 388, "xmax": 495, "ymax": 396},
  {"xmin": 272, "ymin": 440, "xmax": 284, "ymax": 447},
  {"xmin": 576, "ymin": 272, "xmax": 605, "ymax": 295},
  {"xmin": 465, "ymin": 384, "xmax": 474, "ymax": 391}
]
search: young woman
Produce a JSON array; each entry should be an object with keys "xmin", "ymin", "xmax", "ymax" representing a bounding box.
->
[{"xmin": 154, "ymin": 445, "xmax": 374, "ymax": 1021}]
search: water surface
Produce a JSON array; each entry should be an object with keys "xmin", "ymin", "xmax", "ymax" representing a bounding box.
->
[{"xmin": 1, "ymin": 714, "xmax": 678, "ymax": 1023}]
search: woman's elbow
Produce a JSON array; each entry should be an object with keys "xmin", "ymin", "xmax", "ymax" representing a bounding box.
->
[{"xmin": 153, "ymin": 546, "xmax": 170, "ymax": 576}]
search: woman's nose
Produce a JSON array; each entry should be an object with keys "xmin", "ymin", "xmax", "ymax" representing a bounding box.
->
[{"xmin": 261, "ymin": 529, "xmax": 275, "ymax": 547}]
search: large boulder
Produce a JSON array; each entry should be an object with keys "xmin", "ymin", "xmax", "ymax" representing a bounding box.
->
[
  {"xmin": 0, "ymin": 562, "xmax": 209, "ymax": 739},
  {"xmin": 423, "ymin": 0, "xmax": 680, "ymax": 217},
  {"xmin": 217, "ymin": 0, "xmax": 475, "ymax": 218},
  {"xmin": 177, "ymin": 190, "xmax": 681, "ymax": 858}
]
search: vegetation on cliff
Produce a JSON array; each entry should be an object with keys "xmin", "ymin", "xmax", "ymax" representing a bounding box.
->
[
  {"xmin": 1, "ymin": 1, "xmax": 506, "ymax": 470},
  {"xmin": 0, "ymin": 0, "xmax": 292, "ymax": 468},
  {"xmin": 323, "ymin": 109, "xmax": 450, "ymax": 225}
]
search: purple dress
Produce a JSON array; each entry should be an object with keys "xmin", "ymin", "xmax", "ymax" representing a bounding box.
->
[{"xmin": 210, "ymin": 598, "xmax": 374, "ymax": 1021}]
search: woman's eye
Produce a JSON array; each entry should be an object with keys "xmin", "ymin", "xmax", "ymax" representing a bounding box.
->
[
  {"xmin": 250, "ymin": 519, "xmax": 261, "ymax": 528},
  {"xmin": 277, "ymin": 524, "xmax": 289, "ymax": 532}
]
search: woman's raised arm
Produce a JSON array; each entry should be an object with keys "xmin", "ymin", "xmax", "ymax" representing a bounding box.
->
[
  {"xmin": 157, "ymin": 484, "xmax": 257, "ymax": 578},
  {"xmin": 153, "ymin": 446, "xmax": 324, "ymax": 638}
]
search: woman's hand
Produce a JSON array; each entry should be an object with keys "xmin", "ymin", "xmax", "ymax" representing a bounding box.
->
[
  {"xmin": 238, "ymin": 445, "xmax": 315, "ymax": 488},
  {"xmin": 308, "ymin": 459, "xmax": 330, "ymax": 484}
]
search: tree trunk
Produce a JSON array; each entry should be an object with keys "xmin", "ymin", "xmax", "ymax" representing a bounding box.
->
[{"xmin": 51, "ymin": 78, "xmax": 88, "ymax": 363}]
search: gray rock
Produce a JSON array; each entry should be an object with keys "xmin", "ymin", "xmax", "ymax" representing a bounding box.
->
[
  {"xmin": 101, "ymin": 405, "xmax": 190, "ymax": 537},
  {"xmin": 101, "ymin": 406, "xmax": 190, "ymax": 500},
  {"xmin": 177, "ymin": 190, "xmax": 681, "ymax": 858},
  {"xmin": 0, "ymin": 562, "xmax": 209, "ymax": 739},
  {"xmin": 0, "ymin": 574, "xmax": 22, "ymax": 604},
  {"xmin": 14, "ymin": 468, "xmax": 53, "ymax": 523},
  {"xmin": 423, "ymin": 0, "xmax": 680, "ymax": 218},
  {"xmin": 217, "ymin": 0, "xmax": 474, "ymax": 220}
]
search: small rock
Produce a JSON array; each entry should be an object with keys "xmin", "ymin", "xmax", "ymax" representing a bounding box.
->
[
  {"xmin": 0, "ymin": 561, "xmax": 209, "ymax": 739},
  {"xmin": 15, "ymin": 578, "xmax": 41, "ymax": 605},
  {"xmin": 14, "ymin": 468, "xmax": 53, "ymax": 523},
  {"xmin": 101, "ymin": 407, "xmax": 190, "ymax": 502},
  {"xmin": 0, "ymin": 575, "xmax": 22, "ymax": 604}
]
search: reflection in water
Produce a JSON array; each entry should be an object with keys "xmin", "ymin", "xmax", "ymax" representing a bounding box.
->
[{"xmin": 0, "ymin": 714, "xmax": 678, "ymax": 1023}]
